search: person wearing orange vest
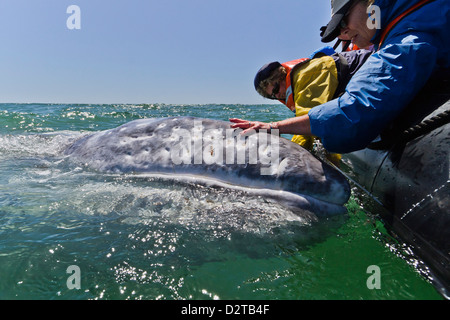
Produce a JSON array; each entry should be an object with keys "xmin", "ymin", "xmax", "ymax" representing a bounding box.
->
[{"xmin": 253, "ymin": 48, "xmax": 371, "ymax": 161}]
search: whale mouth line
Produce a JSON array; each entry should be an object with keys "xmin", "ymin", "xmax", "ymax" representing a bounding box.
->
[{"xmin": 95, "ymin": 171, "xmax": 348, "ymax": 217}]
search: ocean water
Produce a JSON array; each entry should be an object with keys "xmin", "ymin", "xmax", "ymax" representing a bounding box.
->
[{"xmin": 0, "ymin": 103, "xmax": 443, "ymax": 300}]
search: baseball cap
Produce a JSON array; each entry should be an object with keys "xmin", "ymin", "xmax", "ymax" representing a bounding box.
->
[{"xmin": 321, "ymin": 0, "xmax": 355, "ymax": 43}]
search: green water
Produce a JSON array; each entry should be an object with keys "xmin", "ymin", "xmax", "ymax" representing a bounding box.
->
[{"xmin": 0, "ymin": 103, "xmax": 443, "ymax": 300}]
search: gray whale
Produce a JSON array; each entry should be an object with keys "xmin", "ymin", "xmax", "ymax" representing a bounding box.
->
[{"xmin": 64, "ymin": 117, "xmax": 351, "ymax": 216}]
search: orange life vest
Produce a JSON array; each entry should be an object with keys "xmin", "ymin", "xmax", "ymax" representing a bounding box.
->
[{"xmin": 280, "ymin": 58, "xmax": 310, "ymax": 110}]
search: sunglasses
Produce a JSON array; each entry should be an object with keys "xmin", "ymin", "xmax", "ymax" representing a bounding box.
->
[
  {"xmin": 270, "ymin": 82, "xmax": 280, "ymax": 99},
  {"xmin": 340, "ymin": 0, "xmax": 358, "ymax": 30}
]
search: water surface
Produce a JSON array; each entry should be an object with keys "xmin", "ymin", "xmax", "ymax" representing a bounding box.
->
[{"xmin": 0, "ymin": 103, "xmax": 443, "ymax": 299}]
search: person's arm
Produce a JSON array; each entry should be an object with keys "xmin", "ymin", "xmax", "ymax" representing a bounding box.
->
[{"xmin": 229, "ymin": 115, "xmax": 311, "ymax": 135}]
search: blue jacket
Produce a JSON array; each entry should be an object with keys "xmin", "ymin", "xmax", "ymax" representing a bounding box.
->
[{"xmin": 308, "ymin": 0, "xmax": 450, "ymax": 153}]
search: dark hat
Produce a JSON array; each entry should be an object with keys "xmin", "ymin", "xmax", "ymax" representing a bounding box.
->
[
  {"xmin": 254, "ymin": 61, "xmax": 282, "ymax": 90},
  {"xmin": 320, "ymin": 0, "xmax": 355, "ymax": 43}
]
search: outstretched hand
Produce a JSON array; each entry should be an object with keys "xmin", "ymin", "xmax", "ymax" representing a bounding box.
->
[{"xmin": 229, "ymin": 118, "xmax": 272, "ymax": 135}]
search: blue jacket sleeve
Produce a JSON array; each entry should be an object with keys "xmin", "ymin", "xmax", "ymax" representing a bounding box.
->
[{"xmin": 308, "ymin": 34, "xmax": 438, "ymax": 153}]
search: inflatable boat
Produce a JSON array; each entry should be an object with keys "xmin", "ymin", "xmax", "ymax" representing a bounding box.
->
[{"xmin": 338, "ymin": 76, "xmax": 450, "ymax": 297}]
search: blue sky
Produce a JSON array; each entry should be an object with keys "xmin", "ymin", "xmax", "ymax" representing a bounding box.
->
[{"xmin": 0, "ymin": 0, "xmax": 331, "ymax": 104}]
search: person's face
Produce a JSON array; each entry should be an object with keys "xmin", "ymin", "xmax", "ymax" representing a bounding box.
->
[
  {"xmin": 265, "ymin": 79, "xmax": 286, "ymax": 101},
  {"xmin": 338, "ymin": 2, "xmax": 376, "ymax": 49}
]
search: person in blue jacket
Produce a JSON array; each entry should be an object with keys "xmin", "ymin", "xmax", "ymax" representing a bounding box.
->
[{"xmin": 231, "ymin": 0, "xmax": 450, "ymax": 153}]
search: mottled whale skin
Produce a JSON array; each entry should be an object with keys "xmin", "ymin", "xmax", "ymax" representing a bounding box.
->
[{"xmin": 64, "ymin": 117, "xmax": 351, "ymax": 215}]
